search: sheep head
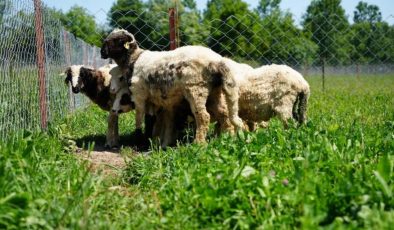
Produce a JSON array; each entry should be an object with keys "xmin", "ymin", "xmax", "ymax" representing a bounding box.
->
[
  {"xmin": 109, "ymin": 66, "xmax": 127, "ymax": 94},
  {"xmin": 111, "ymin": 87, "xmax": 134, "ymax": 115},
  {"xmin": 101, "ymin": 29, "xmax": 137, "ymax": 60},
  {"xmin": 63, "ymin": 65, "xmax": 95, "ymax": 94}
]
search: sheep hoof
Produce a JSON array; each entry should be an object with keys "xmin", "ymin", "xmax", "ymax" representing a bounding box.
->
[
  {"xmin": 105, "ymin": 142, "xmax": 120, "ymax": 150},
  {"xmin": 134, "ymin": 129, "xmax": 145, "ymax": 144}
]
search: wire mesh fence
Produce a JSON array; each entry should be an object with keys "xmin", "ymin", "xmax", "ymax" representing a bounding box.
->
[
  {"xmin": 0, "ymin": 0, "xmax": 393, "ymax": 139},
  {"xmin": 0, "ymin": 0, "xmax": 107, "ymax": 139},
  {"xmin": 57, "ymin": 1, "xmax": 394, "ymax": 74}
]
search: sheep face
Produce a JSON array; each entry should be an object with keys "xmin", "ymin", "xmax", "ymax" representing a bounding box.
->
[
  {"xmin": 101, "ymin": 29, "xmax": 137, "ymax": 60},
  {"xmin": 109, "ymin": 66, "xmax": 127, "ymax": 94},
  {"xmin": 111, "ymin": 87, "xmax": 134, "ymax": 115},
  {"xmin": 64, "ymin": 65, "xmax": 96, "ymax": 94},
  {"xmin": 64, "ymin": 65, "xmax": 85, "ymax": 93}
]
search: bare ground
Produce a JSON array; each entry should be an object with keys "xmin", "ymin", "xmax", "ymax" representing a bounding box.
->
[{"xmin": 74, "ymin": 146, "xmax": 130, "ymax": 176}]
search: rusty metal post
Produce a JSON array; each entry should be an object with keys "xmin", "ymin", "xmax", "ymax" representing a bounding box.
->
[
  {"xmin": 34, "ymin": 0, "xmax": 47, "ymax": 129},
  {"xmin": 169, "ymin": 8, "xmax": 177, "ymax": 50},
  {"xmin": 63, "ymin": 31, "xmax": 75, "ymax": 111}
]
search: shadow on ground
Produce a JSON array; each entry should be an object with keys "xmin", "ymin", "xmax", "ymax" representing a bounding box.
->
[{"xmin": 74, "ymin": 131, "xmax": 151, "ymax": 153}]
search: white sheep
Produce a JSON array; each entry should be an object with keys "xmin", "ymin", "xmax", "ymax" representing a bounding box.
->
[
  {"xmin": 101, "ymin": 29, "xmax": 244, "ymax": 145},
  {"xmin": 223, "ymin": 58, "xmax": 310, "ymax": 130},
  {"xmin": 63, "ymin": 64, "xmax": 133, "ymax": 148}
]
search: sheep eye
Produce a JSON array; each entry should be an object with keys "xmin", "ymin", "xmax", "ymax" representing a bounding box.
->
[{"xmin": 120, "ymin": 76, "xmax": 124, "ymax": 81}]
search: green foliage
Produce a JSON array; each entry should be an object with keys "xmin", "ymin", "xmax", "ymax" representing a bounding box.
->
[
  {"xmin": 257, "ymin": 10, "xmax": 318, "ymax": 65},
  {"xmin": 108, "ymin": 0, "xmax": 152, "ymax": 48},
  {"xmin": 0, "ymin": 10, "xmax": 36, "ymax": 64},
  {"xmin": 40, "ymin": 0, "xmax": 394, "ymax": 66},
  {"xmin": 350, "ymin": 21, "xmax": 394, "ymax": 64},
  {"xmin": 303, "ymin": 0, "xmax": 351, "ymax": 65},
  {"xmin": 60, "ymin": 6, "xmax": 103, "ymax": 47},
  {"xmin": 354, "ymin": 1, "xmax": 382, "ymax": 23},
  {"xmin": 204, "ymin": 0, "xmax": 260, "ymax": 59},
  {"xmin": 179, "ymin": 0, "xmax": 208, "ymax": 46},
  {"xmin": 349, "ymin": 2, "xmax": 394, "ymax": 65},
  {"xmin": 256, "ymin": 0, "xmax": 281, "ymax": 17},
  {"xmin": 119, "ymin": 75, "xmax": 394, "ymax": 228},
  {"xmin": 2, "ymin": 75, "xmax": 393, "ymax": 228}
]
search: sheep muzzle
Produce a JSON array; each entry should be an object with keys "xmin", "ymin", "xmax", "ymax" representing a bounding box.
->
[{"xmin": 72, "ymin": 87, "xmax": 80, "ymax": 94}]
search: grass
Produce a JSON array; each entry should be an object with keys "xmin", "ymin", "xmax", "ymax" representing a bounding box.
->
[{"xmin": 0, "ymin": 75, "xmax": 393, "ymax": 229}]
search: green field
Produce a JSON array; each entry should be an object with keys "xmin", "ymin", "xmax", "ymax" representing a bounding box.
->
[{"xmin": 1, "ymin": 75, "xmax": 393, "ymax": 229}]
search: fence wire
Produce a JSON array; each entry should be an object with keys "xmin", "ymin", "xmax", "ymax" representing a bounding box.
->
[
  {"xmin": 63, "ymin": 4, "xmax": 394, "ymax": 75},
  {"xmin": 0, "ymin": 0, "xmax": 107, "ymax": 139},
  {"xmin": 0, "ymin": 0, "xmax": 393, "ymax": 139}
]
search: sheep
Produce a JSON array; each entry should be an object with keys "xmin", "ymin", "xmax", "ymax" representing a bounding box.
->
[
  {"xmin": 101, "ymin": 29, "xmax": 244, "ymax": 145},
  {"xmin": 223, "ymin": 58, "xmax": 310, "ymax": 130},
  {"xmin": 110, "ymin": 68, "xmax": 195, "ymax": 147},
  {"xmin": 63, "ymin": 64, "xmax": 134, "ymax": 148},
  {"xmin": 110, "ymin": 65, "xmax": 196, "ymax": 147}
]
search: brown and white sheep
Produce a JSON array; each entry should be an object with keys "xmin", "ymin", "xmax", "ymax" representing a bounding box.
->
[
  {"xmin": 101, "ymin": 29, "xmax": 244, "ymax": 144},
  {"xmin": 110, "ymin": 65, "xmax": 196, "ymax": 147},
  {"xmin": 63, "ymin": 64, "xmax": 134, "ymax": 148}
]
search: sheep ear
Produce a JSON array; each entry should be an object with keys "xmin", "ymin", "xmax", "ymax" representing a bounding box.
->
[
  {"xmin": 59, "ymin": 72, "xmax": 66, "ymax": 76},
  {"xmin": 124, "ymin": 34, "xmax": 136, "ymax": 49},
  {"xmin": 124, "ymin": 42, "xmax": 131, "ymax": 50}
]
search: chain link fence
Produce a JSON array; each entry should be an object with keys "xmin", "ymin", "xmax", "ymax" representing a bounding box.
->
[
  {"xmin": 0, "ymin": 0, "xmax": 107, "ymax": 139},
  {"xmin": 0, "ymin": 0, "xmax": 393, "ymax": 139}
]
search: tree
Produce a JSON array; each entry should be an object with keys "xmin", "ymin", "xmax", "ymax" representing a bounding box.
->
[
  {"xmin": 302, "ymin": 0, "xmax": 351, "ymax": 65},
  {"xmin": 108, "ymin": 0, "xmax": 152, "ymax": 49},
  {"xmin": 350, "ymin": 2, "xmax": 394, "ymax": 64},
  {"xmin": 350, "ymin": 21, "xmax": 394, "ymax": 64},
  {"xmin": 255, "ymin": 1, "xmax": 317, "ymax": 66},
  {"xmin": 179, "ymin": 0, "xmax": 208, "ymax": 47},
  {"xmin": 61, "ymin": 6, "xmax": 102, "ymax": 46},
  {"xmin": 256, "ymin": 0, "xmax": 281, "ymax": 17},
  {"xmin": 354, "ymin": 1, "xmax": 382, "ymax": 24},
  {"xmin": 204, "ymin": 0, "xmax": 260, "ymax": 61}
]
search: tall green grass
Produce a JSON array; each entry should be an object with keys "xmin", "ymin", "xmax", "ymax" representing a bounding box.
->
[{"xmin": 0, "ymin": 75, "xmax": 393, "ymax": 229}]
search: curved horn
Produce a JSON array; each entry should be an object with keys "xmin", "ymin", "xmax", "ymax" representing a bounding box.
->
[{"xmin": 129, "ymin": 34, "xmax": 136, "ymax": 43}]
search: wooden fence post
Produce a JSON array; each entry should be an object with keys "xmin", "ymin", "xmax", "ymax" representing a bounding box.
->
[
  {"xmin": 33, "ymin": 0, "xmax": 47, "ymax": 129},
  {"xmin": 169, "ymin": 7, "xmax": 177, "ymax": 50}
]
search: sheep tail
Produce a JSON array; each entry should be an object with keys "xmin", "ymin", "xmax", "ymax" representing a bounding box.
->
[
  {"xmin": 293, "ymin": 89, "xmax": 309, "ymax": 125},
  {"xmin": 208, "ymin": 61, "xmax": 244, "ymax": 130}
]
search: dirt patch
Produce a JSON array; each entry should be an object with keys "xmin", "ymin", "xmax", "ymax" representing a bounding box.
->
[{"xmin": 75, "ymin": 148, "xmax": 130, "ymax": 176}]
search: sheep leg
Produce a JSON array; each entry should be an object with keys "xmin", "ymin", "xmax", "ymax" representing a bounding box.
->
[
  {"xmin": 207, "ymin": 88, "xmax": 233, "ymax": 135},
  {"xmin": 144, "ymin": 114, "xmax": 156, "ymax": 139},
  {"xmin": 222, "ymin": 84, "xmax": 244, "ymax": 131},
  {"xmin": 134, "ymin": 102, "xmax": 146, "ymax": 144},
  {"xmin": 184, "ymin": 88, "xmax": 210, "ymax": 144},
  {"xmin": 105, "ymin": 112, "xmax": 119, "ymax": 148},
  {"xmin": 114, "ymin": 114, "xmax": 119, "ymax": 144},
  {"xmin": 160, "ymin": 109, "xmax": 175, "ymax": 148},
  {"xmin": 152, "ymin": 110, "xmax": 164, "ymax": 140}
]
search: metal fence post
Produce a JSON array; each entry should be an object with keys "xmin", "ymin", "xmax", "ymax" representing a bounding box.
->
[
  {"xmin": 33, "ymin": 0, "xmax": 47, "ymax": 130},
  {"xmin": 63, "ymin": 31, "xmax": 75, "ymax": 111},
  {"xmin": 83, "ymin": 43, "xmax": 88, "ymax": 65},
  {"xmin": 169, "ymin": 7, "xmax": 177, "ymax": 50}
]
